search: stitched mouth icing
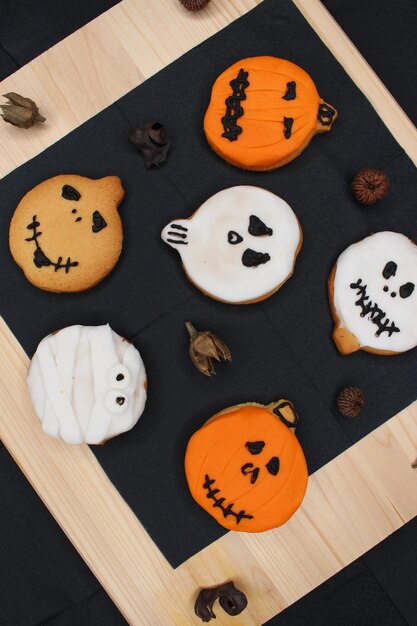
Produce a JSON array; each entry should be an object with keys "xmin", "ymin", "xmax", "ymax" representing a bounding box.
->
[
  {"xmin": 203, "ymin": 474, "xmax": 253, "ymax": 525},
  {"xmin": 25, "ymin": 215, "xmax": 79, "ymax": 273},
  {"xmin": 350, "ymin": 278, "xmax": 400, "ymax": 337}
]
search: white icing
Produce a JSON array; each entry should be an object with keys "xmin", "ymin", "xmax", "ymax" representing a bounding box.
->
[
  {"xmin": 161, "ymin": 186, "xmax": 301, "ymax": 303},
  {"xmin": 27, "ymin": 324, "xmax": 147, "ymax": 444},
  {"xmin": 333, "ymin": 232, "xmax": 417, "ymax": 353}
]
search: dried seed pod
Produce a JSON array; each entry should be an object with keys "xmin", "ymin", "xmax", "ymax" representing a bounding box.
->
[
  {"xmin": 128, "ymin": 121, "xmax": 170, "ymax": 168},
  {"xmin": 186, "ymin": 321, "xmax": 231, "ymax": 376},
  {"xmin": 337, "ymin": 386, "xmax": 365, "ymax": 417},
  {"xmin": 0, "ymin": 92, "xmax": 46, "ymax": 129},
  {"xmin": 179, "ymin": 0, "xmax": 210, "ymax": 11},
  {"xmin": 351, "ymin": 168, "xmax": 389, "ymax": 205},
  {"xmin": 194, "ymin": 581, "xmax": 247, "ymax": 622}
]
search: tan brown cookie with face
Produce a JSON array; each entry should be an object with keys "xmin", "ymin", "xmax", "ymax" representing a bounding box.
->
[{"xmin": 9, "ymin": 175, "xmax": 124, "ymax": 293}]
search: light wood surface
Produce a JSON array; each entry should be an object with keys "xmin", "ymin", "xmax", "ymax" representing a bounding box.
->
[{"xmin": 0, "ymin": 1, "xmax": 417, "ymax": 625}]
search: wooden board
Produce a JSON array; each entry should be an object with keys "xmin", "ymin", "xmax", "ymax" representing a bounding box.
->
[{"xmin": 0, "ymin": 1, "xmax": 417, "ymax": 625}]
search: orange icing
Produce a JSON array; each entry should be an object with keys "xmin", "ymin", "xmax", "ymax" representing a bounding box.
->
[
  {"xmin": 204, "ymin": 56, "xmax": 337, "ymax": 170},
  {"xmin": 185, "ymin": 404, "xmax": 308, "ymax": 533}
]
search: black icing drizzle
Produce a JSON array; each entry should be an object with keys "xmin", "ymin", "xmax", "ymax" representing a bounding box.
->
[
  {"xmin": 25, "ymin": 215, "xmax": 79, "ymax": 273},
  {"xmin": 318, "ymin": 102, "xmax": 336, "ymax": 126},
  {"xmin": 248, "ymin": 215, "xmax": 273, "ymax": 237},
  {"xmin": 242, "ymin": 248, "xmax": 270, "ymax": 268},
  {"xmin": 282, "ymin": 81, "xmax": 296, "ymax": 100},
  {"xmin": 350, "ymin": 279, "xmax": 400, "ymax": 337},
  {"xmin": 203, "ymin": 475, "xmax": 253, "ymax": 525},
  {"xmin": 221, "ymin": 69, "xmax": 249, "ymax": 142},
  {"xmin": 283, "ymin": 116, "xmax": 293, "ymax": 139},
  {"xmin": 62, "ymin": 185, "xmax": 81, "ymax": 201}
]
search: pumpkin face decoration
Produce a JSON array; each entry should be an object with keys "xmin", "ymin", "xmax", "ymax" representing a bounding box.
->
[
  {"xmin": 9, "ymin": 174, "xmax": 124, "ymax": 293},
  {"xmin": 204, "ymin": 56, "xmax": 337, "ymax": 171},
  {"xmin": 185, "ymin": 400, "xmax": 308, "ymax": 532}
]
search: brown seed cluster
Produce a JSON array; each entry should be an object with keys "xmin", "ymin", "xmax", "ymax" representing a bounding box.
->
[
  {"xmin": 179, "ymin": 0, "xmax": 211, "ymax": 11},
  {"xmin": 0, "ymin": 92, "xmax": 46, "ymax": 129},
  {"xmin": 186, "ymin": 321, "xmax": 231, "ymax": 377},
  {"xmin": 351, "ymin": 167, "xmax": 389, "ymax": 205},
  {"xmin": 337, "ymin": 386, "xmax": 365, "ymax": 418}
]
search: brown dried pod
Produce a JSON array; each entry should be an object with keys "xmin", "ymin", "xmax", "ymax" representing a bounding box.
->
[
  {"xmin": 194, "ymin": 581, "xmax": 247, "ymax": 622},
  {"xmin": 179, "ymin": 0, "xmax": 210, "ymax": 11},
  {"xmin": 128, "ymin": 121, "xmax": 170, "ymax": 168},
  {"xmin": 186, "ymin": 321, "xmax": 231, "ymax": 377},
  {"xmin": 337, "ymin": 386, "xmax": 365, "ymax": 418},
  {"xmin": 351, "ymin": 168, "xmax": 389, "ymax": 205},
  {"xmin": 0, "ymin": 92, "xmax": 46, "ymax": 129}
]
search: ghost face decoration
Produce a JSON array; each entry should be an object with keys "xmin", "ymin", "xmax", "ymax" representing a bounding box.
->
[
  {"xmin": 204, "ymin": 56, "xmax": 337, "ymax": 171},
  {"xmin": 330, "ymin": 232, "xmax": 417, "ymax": 354},
  {"xmin": 27, "ymin": 325, "xmax": 147, "ymax": 444},
  {"xmin": 185, "ymin": 401, "xmax": 308, "ymax": 532},
  {"xmin": 161, "ymin": 186, "xmax": 302, "ymax": 304},
  {"xmin": 9, "ymin": 175, "xmax": 124, "ymax": 292}
]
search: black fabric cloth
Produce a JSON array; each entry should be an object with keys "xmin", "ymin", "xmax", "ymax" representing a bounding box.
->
[
  {"xmin": 0, "ymin": 0, "xmax": 121, "ymax": 80},
  {"xmin": 0, "ymin": 0, "xmax": 417, "ymax": 624},
  {"xmin": 266, "ymin": 517, "xmax": 417, "ymax": 626},
  {"xmin": 0, "ymin": 0, "xmax": 416, "ymax": 568},
  {"xmin": 323, "ymin": 0, "xmax": 417, "ymax": 126}
]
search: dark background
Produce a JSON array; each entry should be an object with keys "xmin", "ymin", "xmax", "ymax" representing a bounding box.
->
[{"xmin": 0, "ymin": 1, "xmax": 416, "ymax": 624}]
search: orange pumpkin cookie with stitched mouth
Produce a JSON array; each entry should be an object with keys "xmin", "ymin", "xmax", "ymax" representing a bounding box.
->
[
  {"xmin": 185, "ymin": 400, "xmax": 308, "ymax": 533},
  {"xmin": 204, "ymin": 56, "xmax": 337, "ymax": 171}
]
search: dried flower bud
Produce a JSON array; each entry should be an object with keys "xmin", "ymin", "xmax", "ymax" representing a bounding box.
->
[
  {"xmin": 194, "ymin": 581, "xmax": 247, "ymax": 622},
  {"xmin": 186, "ymin": 321, "xmax": 231, "ymax": 377},
  {"xmin": 179, "ymin": 0, "xmax": 210, "ymax": 11},
  {"xmin": 337, "ymin": 386, "xmax": 365, "ymax": 418},
  {"xmin": 351, "ymin": 168, "xmax": 389, "ymax": 205},
  {"xmin": 0, "ymin": 92, "xmax": 46, "ymax": 129},
  {"xmin": 128, "ymin": 121, "xmax": 170, "ymax": 168}
]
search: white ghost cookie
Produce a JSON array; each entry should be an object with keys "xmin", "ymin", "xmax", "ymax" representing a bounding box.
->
[
  {"xmin": 27, "ymin": 324, "xmax": 147, "ymax": 444},
  {"xmin": 329, "ymin": 232, "xmax": 417, "ymax": 355},
  {"xmin": 161, "ymin": 186, "xmax": 302, "ymax": 304}
]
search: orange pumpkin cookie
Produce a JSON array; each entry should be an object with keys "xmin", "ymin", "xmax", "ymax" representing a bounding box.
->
[
  {"xmin": 204, "ymin": 56, "xmax": 337, "ymax": 171},
  {"xmin": 185, "ymin": 400, "xmax": 308, "ymax": 532},
  {"xmin": 9, "ymin": 174, "xmax": 124, "ymax": 293}
]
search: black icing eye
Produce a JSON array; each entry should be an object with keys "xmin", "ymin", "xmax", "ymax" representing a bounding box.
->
[
  {"xmin": 116, "ymin": 373, "xmax": 124, "ymax": 381},
  {"xmin": 282, "ymin": 81, "xmax": 296, "ymax": 100},
  {"xmin": 228, "ymin": 230, "xmax": 243, "ymax": 245},
  {"xmin": 245, "ymin": 441, "xmax": 265, "ymax": 455},
  {"xmin": 382, "ymin": 261, "xmax": 397, "ymax": 279},
  {"xmin": 248, "ymin": 215, "xmax": 273, "ymax": 237},
  {"xmin": 283, "ymin": 117, "xmax": 293, "ymax": 139},
  {"xmin": 92, "ymin": 211, "xmax": 107, "ymax": 233},
  {"xmin": 266, "ymin": 457, "xmax": 280, "ymax": 476},
  {"xmin": 62, "ymin": 185, "xmax": 81, "ymax": 201},
  {"xmin": 116, "ymin": 396, "xmax": 125, "ymax": 406},
  {"xmin": 400, "ymin": 282, "xmax": 415, "ymax": 299}
]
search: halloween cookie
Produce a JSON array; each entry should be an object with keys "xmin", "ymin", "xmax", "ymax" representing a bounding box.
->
[
  {"xmin": 185, "ymin": 400, "xmax": 308, "ymax": 532},
  {"xmin": 27, "ymin": 324, "xmax": 147, "ymax": 444},
  {"xmin": 9, "ymin": 174, "xmax": 124, "ymax": 292},
  {"xmin": 329, "ymin": 232, "xmax": 417, "ymax": 355},
  {"xmin": 161, "ymin": 186, "xmax": 302, "ymax": 304},
  {"xmin": 204, "ymin": 56, "xmax": 337, "ymax": 170}
]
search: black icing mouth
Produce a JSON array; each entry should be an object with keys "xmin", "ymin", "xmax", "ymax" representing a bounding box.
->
[
  {"xmin": 350, "ymin": 278, "xmax": 400, "ymax": 337},
  {"xmin": 25, "ymin": 215, "xmax": 79, "ymax": 273},
  {"xmin": 202, "ymin": 474, "xmax": 253, "ymax": 525}
]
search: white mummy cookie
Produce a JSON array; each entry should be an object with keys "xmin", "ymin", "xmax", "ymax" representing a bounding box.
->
[
  {"xmin": 161, "ymin": 186, "xmax": 302, "ymax": 304},
  {"xmin": 329, "ymin": 232, "xmax": 417, "ymax": 355},
  {"xmin": 27, "ymin": 324, "xmax": 147, "ymax": 444}
]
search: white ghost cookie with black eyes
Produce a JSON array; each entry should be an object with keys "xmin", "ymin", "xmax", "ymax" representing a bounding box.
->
[
  {"xmin": 27, "ymin": 324, "xmax": 147, "ymax": 444},
  {"xmin": 9, "ymin": 174, "xmax": 124, "ymax": 293},
  {"xmin": 329, "ymin": 232, "xmax": 417, "ymax": 355},
  {"xmin": 161, "ymin": 186, "xmax": 302, "ymax": 304}
]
